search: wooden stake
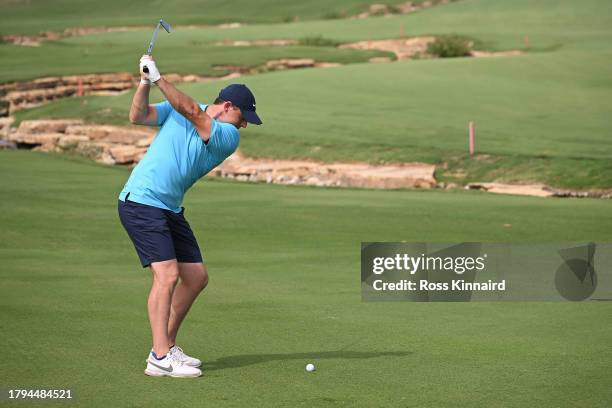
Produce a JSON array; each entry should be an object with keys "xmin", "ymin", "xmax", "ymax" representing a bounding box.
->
[
  {"xmin": 524, "ymin": 34, "xmax": 530, "ymax": 50},
  {"xmin": 77, "ymin": 77, "xmax": 83, "ymax": 97},
  {"xmin": 469, "ymin": 121, "xmax": 475, "ymax": 156}
]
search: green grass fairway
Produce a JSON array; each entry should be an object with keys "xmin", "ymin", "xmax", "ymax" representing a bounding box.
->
[{"xmin": 1, "ymin": 150, "xmax": 611, "ymax": 407}]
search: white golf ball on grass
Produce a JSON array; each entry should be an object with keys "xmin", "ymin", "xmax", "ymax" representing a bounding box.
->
[{"xmin": 305, "ymin": 363, "xmax": 316, "ymax": 372}]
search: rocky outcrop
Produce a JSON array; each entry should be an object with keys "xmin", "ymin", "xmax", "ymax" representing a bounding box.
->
[
  {"xmin": 0, "ymin": 72, "xmax": 243, "ymax": 115},
  {"xmin": 3, "ymin": 119, "xmax": 437, "ymax": 188},
  {"xmin": 1, "ymin": 31, "xmax": 60, "ymax": 47},
  {"xmin": 1, "ymin": 23, "xmax": 241, "ymax": 46},
  {"xmin": 354, "ymin": 0, "xmax": 452, "ymax": 19},
  {"xmin": 0, "ymin": 117, "xmax": 15, "ymax": 138},
  {"xmin": 466, "ymin": 182, "xmax": 555, "ymax": 198},
  {"xmin": 215, "ymin": 39, "xmax": 297, "ymax": 47},
  {"xmin": 466, "ymin": 182, "xmax": 612, "ymax": 199},
  {"xmin": 107, "ymin": 145, "xmax": 148, "ymax": 164},
  {"xmin": 470, "ymin": 50, "xmax": 524, "ymax": 58},
  {"xmin": 340, "ymin": 37, "xmax": 523, "ymax": 62},
  {"xmin": 262, "ymin": 59, "xmax": 340, "ymax": 71},
  {"xmin": 7, "ymin": 119, "xmax": 154, "ymax": 165},
  {"xmin": 2, "ymin": 119, "xmax": 609, "ymax": 196},
  {"xmin": 64, "ymin": 124, "xmax": 152, "ymax": 144},
  {"xmin": 265, "ymin": 59, "xmax": 317, "ymax": 70},
  {"xmin": 210, "ymin": 151, "xmax": 437, "ymax": 189},
  {"xmin": 340, "ymin": 37, "xmax": 436, "ymax": 60},
  {"xmin": 0, "ymin": 74, "xmax": 134, "ymax": 113},
  {"xmin": 16, "ymin": 119, "xmax": 84, "ymax": 133}
]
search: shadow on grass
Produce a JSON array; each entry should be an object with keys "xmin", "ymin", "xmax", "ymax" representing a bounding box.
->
[{"xmin": 205, "ymin": 350, "xmax": 412, "ymax": 371}]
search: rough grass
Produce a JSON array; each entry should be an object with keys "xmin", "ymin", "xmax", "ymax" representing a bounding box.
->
[
  {"xmin": 0, "ymin": 0, "xmax": 447, "ymax": 36},
  {"xmin": 5, "ymin": 0, "xmax": 611, "ymax": 82},
  {"xmin": 45, "ymin": 0, "xmax": 609, "ymax": 51},
  {"xmin": 5, "ymin": 0, "xmax": 612, "ymax": 189},
  {"xmin": 0, "ymin": 43, "xmax": 392, "ymax": 83},
  {"xmin": 14, "ymin": 48, "xmax": 612, "ymax": 189}
]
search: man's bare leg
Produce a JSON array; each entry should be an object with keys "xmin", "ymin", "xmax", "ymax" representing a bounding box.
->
[
  {"xmin": 148, "ymin": 259, "xmax": 179, "ymax": 357},
  {"xmin": 168, "ymin": 262, "xmax": 208, "ymax": 346}
]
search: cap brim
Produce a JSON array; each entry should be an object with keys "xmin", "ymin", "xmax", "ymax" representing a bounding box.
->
[{"xmin": 243, "ymin": 110, "xmax": 262, "ymax": 125}]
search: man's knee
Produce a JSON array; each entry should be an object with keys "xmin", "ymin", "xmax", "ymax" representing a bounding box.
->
[
  {"xmin": 180, "ymin": 263, "xmax": 208, "ymax": 292},
  {"xmin": 194, "ymin": 264, "xmax": 209, "ymax": 292},
  {"xmin": 151, "ymin": 260, "xmax": 179, "ymax": 287}
]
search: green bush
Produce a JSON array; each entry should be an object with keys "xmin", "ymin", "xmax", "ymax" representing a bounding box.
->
[
  {"xmin": 427, "ymin": 35, "xmax": 472, "ymax": 58},
  {"xmin": 387, "ymin": 5, "xmax": 403, "ymax": 15},
  {"xmin": 297, "ymin": 36, "xmax": 339, "ymax": 47},
  {"xmin": 323, "ymin": 11, "xmax": 342, "ymax": 20}
]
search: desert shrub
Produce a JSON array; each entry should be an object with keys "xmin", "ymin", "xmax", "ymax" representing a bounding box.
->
[
  {"xmin": 427, "ymin": 35, "xmax": 472, "ymax": 58},
  {"xmin": 323, "ymin": 11, "xmax": 342, "ymax": 20},
  {"xmin": 297, "ymin": 36, "xmax": 339, "ymax": 47}
]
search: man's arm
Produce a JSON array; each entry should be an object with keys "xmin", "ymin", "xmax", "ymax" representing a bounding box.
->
[
  {"xmin": 154, "ymin": 77, "xmax": 213, "ymax": 142},
  {"xmin": 129, "ymin": 80, "xmax": 159, "ymax": 126}
]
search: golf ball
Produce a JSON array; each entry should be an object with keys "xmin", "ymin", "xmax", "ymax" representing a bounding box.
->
[{"xmin": 305, "ymin": 363, "xmax": 316, "ymax": 372}]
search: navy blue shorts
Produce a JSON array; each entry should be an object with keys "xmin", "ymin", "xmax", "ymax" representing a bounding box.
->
[{"xmin": 118, "ymin": 196, "xmax": 203, "ymax": 268}]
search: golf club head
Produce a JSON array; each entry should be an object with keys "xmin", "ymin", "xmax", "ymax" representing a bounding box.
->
[{"xmin": 159, "ymin": 19, "xmax": 172, "ymax": 33}]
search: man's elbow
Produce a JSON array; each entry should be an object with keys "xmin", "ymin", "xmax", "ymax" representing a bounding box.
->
[
  {"xmin": 183, "ymin": 102, "xmax": 202, "ymax": 121},
  {"xmin": 129, "ymin": 110, "xmax": 145, "ymax": 125}
]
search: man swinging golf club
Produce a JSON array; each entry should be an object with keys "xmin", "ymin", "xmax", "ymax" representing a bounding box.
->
[{"xmin": 118, "ymin": 54, "xmax": 262, "ymax": 378}]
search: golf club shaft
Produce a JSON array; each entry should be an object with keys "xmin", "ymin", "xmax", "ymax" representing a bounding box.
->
[
  {"xmin": 143, "ymin": 24, "xmax": 161, "ymax": 73},
  {"xmin": 147, "ymin": 24, "xmax": 161, "ymax": 55}
]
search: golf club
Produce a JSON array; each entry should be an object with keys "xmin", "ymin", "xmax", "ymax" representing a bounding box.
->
[{"xmin": 142, "ymin": 18, "xmax": 172, "ymax": 73}]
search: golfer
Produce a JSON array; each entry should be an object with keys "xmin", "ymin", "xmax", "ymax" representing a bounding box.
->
[{"xmin": 118, "ymin": 55, "xmax": 262, "ymax": 378}]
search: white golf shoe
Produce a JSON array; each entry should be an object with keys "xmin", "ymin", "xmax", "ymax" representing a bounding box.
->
[
  {"xmin": 144, "ymin": 351, "xmax": 202, "ymax": 378},
  {"xmin": 170, "ymin": 345, "xmax": 202, "ymax": 368}
]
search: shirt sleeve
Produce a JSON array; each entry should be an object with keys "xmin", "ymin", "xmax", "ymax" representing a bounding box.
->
[
  {"xmin": 207, "ymin": 120, "xmax": 240, "ymax": 158},
  {"xmin": 153, "ymin": 101, "xmax": 173, "ymax": 126}
]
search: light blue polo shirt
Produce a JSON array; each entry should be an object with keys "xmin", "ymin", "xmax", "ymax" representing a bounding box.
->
[{"xmin": 119, "ymin": 101, "xmax": 240, "ymax": 212}]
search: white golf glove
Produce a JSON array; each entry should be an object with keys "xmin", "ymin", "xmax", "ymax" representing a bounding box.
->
[{"xmin": 139, "ymin": 55, "xmax": 161, "ymax": 83}]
